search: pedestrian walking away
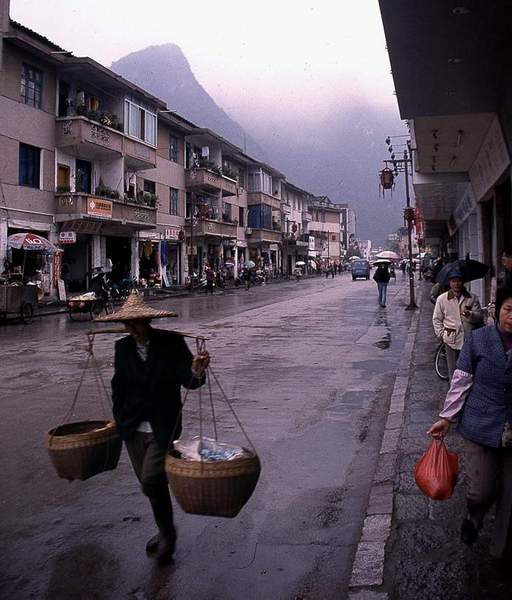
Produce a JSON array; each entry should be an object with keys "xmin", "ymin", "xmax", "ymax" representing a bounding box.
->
[
  {"xmin": 432, "ymin": 269, "xmax": 483, "ymax": 380},
  {"xmin": 205, "ymin": 267, "xmax": 215, "ymax": 295},
  {"xmin": 428, "ymin": 287, "xmax": 512, "ymax": 558},
  {"xmin": 95, "ymin": 293, "xmax": 210, "ymax": 565},
  {"xmin": 373, "ymin": 261, "xmax": 391, "ymax": 307}
]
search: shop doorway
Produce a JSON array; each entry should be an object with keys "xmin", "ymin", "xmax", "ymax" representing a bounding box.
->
[
  {"xmin": 62, "ymin": 234, "xmax": 90, "ymax": 292},
  {"xmin": 106, "ymin": 236, "xmax": 132, "ymax": 284},
  {"xmin": 139, "ymin": 240, "xmax": 160, "ymax": 286}
]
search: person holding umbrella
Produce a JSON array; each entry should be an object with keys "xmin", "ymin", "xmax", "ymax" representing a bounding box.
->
[
  {"xmin": 373, "ymin": 260, "xmax": 391, "ymax": 307},
  {"xmin": 432, "ymin": 266, "xmax": 484, "ymax": 380}
]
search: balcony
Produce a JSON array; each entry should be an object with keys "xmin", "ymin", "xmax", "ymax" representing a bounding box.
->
[
  {"xmin": 187, "ymin": 218, "xmax": 237, "ymax": 238},
  {"xmin": 185, "ymin": 168, "xmax": 238, "ymax": 197},
  {"xmin": 54, "ymin": 193, "xmax": 157, "ymax": 230},
  {"xmin": 55, "ymin": 117, "xmax": 157, "ymax": 169},
  {"xmin": 302, "ymin": 211, "xmax": 312, "ymax": 222},
  {"xmin": 247, "ymin": 192, "xmax": 281, "ymax": 211},
  {"xmin": 245, "ymin": 228, "xmax": 282, "ymax": 244}
]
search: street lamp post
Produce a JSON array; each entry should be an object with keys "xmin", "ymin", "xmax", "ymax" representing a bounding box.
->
[{"xmin": 381, "ymin": 140, "xmax": 417, "ymax": 310}]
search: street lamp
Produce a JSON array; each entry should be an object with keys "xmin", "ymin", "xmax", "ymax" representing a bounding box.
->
[{"xmin": 380, "ymin": 138, "xmax": 418, "ymax": 310}]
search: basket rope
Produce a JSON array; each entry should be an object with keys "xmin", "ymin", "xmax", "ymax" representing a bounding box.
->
[
  {"xmin": 48, "ymin": 333, "xmax": 113, "ymax": 467},
  {"xmin": 168, "ymin": 337, "xmax": 257, "ymax": 456}
]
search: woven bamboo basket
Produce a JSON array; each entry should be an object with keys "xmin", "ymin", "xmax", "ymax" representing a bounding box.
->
[
  {"xmin": 165, "ymin": 450, "xmax": 261, "ymax": 518},
  {"xmin": 47, "ymin": 420, "xmax": 122, "ymax": 481}
]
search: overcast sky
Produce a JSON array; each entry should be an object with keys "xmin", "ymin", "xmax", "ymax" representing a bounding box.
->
[{"xmin": 10, "ymin": 0, "xmax": 398, "ymax": 126}]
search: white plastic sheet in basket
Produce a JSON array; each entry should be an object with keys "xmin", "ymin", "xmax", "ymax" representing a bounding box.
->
[{"xmin": 173, "ymin": 436, "xmax": 249, "ymax": 462}]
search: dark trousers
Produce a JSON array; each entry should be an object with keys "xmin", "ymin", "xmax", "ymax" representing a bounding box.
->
[
  {"xmin": 465, "ymin": 438, "xmax": 512, "ymax": 557},
  {"xmin": 125, "ymin": 432, "xmax": 175, "ymax": 540}
]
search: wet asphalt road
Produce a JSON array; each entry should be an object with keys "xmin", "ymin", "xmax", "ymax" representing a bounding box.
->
[{"xmin": 0, "ymin": 274, "xmax": 412, "ymax": 600}]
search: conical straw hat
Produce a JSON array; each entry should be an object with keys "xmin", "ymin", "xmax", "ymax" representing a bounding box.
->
[{"xmin": 94, "ymin": 292, "xmax": 178, "ymax": 322}]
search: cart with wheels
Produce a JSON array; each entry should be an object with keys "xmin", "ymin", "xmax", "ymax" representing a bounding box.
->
[
  {"xmin": 67, "ymin": 293, "xmax": 113, "ymax": 321},
  {"xmin": 0, "ymin": 284, "xmax": 37, "ymax": 324}
]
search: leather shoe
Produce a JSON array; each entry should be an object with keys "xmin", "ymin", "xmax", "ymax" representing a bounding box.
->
[
  {"xmin": 461, "ymin": 518, "xmax": 478, "ymax": 545},
  {"xmin": 156, "ymin": 535, "xmax": 176, "ymax": 565},
  {"xmin": 145, "ymin": 533, "xmax": 160, "ymax": 554}
]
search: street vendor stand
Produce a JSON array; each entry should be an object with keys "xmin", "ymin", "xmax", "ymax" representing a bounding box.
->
[{"xmin": 0, "ymin": 284, "xmax": 37, "ymax": 323}]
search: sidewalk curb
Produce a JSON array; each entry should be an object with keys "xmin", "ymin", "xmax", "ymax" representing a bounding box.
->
[{"xmin": 348, "ymin": 292, "xmax": 423, "ymax": 600}]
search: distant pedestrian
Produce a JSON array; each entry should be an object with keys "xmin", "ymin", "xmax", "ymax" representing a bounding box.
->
[
  {"xmin": 373, "ymin": 262, "xmax": 391, "ymax": 307},
  {"xmin": 432, "ymin": 270, "xmax": 483, "ymax": 380},
  {"xmin": 331, "ymin": 265, "xmax": 335, "ymax": 279},
  {"xmin": 205, "ymin": 268, "xmax": 215, "ymax": 295},
  {"xmin": 428, "ymin": 287, "xmax": 512, "ymax": 557}
]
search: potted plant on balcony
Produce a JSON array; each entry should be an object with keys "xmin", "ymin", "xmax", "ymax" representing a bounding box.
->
[{"xmin": 56, "ymin": 185, "xmax": 71, "ymax": 194}]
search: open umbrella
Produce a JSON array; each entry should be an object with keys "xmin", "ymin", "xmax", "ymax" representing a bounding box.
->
[
  {"xmin": 435, "ymin": 259, "xmax": 489, "ymax": 286},
  {"xmin": 7, "ymin": 232, "xmax": 58, "ymax": 253},
  {"xmin": 244, "ymin": 260, "xmax": 256, "ymax": 269},
  {"xmin": 376, "ymin": 250, "xmax": 400, "ymax": 260},
  {"xmin": 373, "ymin": 258, "xmax": 392, "ymax": 265}
]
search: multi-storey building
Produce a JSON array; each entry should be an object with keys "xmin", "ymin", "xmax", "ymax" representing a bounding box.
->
[
  {"xmin": 281, "ymin": 181, "xmax": 312, "ymax": 273},
  {"xmin": 183, "ymin": 128, "xmax": 255, "ymax": 277},
  {"xmin": 246, "ymin": 163, "xmax": 285, "ymax": 272},
  {"xmin": 309, "ymin": 197, "xmax": 343, "ymax": 263},
  {"xmin": 0, "ymin": 1, "xmax": 356, "ymax": 295}
]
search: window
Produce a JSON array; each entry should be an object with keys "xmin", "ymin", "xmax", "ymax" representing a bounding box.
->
[
  {"xmin": 169, "ymin": 188, "xmax": 179, "ymax": 215},
  {"xmin": 239, "ymin": 206, "xmax": 245, "ymax": 227},
  {"xmin": 21, "ymin": 64, "xmax": 42, "ymax": 108},
  {"xmin": 144, "ymin": 180, "xmax": 156, "ymax": 194},
  {"xmin": 248, "ymin": 204, "xmax": 271, "ymax": 229},
  {"xmin": 19, "ymin": 143, "xmax": 41, "ymax": 188},
  {"xmin": 169, "ymin": 135, "xmax": 179, "ymax": 162},
  {"xmin": 124, "ymin": 99, "xmax": 157, "ymax": 146}
]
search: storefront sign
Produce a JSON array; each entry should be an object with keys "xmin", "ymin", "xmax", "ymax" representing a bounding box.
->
[
  {"xmin": 448, "ymin": 185, "xmax": 477, "ymax": 236},
  {"xmin": 87, "ymin": 197, "xmax": 112, "ymax": 219},
  {"xmin": 469, "ymin": 116, "xmax": 510, "ymax": 201},
  {"xmin": 59, "ymin": 231, "xmax": 76, "ymax": 244},
  {"xmin": 308, "ymin": 236, "xmax": 315, "ymax": 251},
  {"xmin": 237, "ymin": 240, "xmax": 248, "ymax": 248},
  {"xmin": 164, "ymin": 228, "xmax": 181, "ymax": 240},
  {"xmin": 269, "ymin": 243, "xmax": 279, "ymax": 251}
]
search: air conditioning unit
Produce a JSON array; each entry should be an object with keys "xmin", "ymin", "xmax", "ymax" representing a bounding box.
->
[{"xmin": 245, "ymin": 227, "xmax": 252, "ymax": 234}]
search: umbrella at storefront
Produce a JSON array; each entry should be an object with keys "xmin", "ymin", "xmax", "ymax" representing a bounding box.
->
[
  {"xmin": 435, "ymin": 259, "xmax": 489, "ymax": 286},
  {"xmin": 7, "ymin": 232, "xmax": 58, "ymax": 253},
  {"xmin": 376, "ymin": 250, "xmax": 400, "ymax": 260},
  {"xmin": 244, "ymin": 260, "xmax": 256, "ymax": 269}
]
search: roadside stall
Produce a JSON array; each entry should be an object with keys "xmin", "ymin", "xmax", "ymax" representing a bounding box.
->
[{"xmin": 0, "ymin": 233, "xmax": 59, "ymax": 323}]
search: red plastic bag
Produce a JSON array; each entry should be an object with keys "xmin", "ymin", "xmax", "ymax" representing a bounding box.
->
[{"xmin": 415, "ymin": 439, "xmax": 459, "ymax": 500}]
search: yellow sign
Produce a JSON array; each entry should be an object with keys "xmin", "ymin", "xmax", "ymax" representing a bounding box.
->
[{"xmin": 87, "ymin": 197, "xmax": 112, "ymax": 219}]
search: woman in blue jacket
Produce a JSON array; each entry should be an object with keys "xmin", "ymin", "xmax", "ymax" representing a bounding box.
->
[{"xmin": 428, "ymin": 287, "xmax": 512, "ymax": 557}]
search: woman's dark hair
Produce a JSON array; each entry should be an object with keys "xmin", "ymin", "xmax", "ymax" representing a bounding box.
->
[{"xmin": 496, "ymin": 286, "xmax": 512, "ymax": 318}]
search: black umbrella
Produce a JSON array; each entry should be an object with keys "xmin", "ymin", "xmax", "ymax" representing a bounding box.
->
[{"xmin": 435, "ymin": 259, "xmax": 489, "ymax": 286}]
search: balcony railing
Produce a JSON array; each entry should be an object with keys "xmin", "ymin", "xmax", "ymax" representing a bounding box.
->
[
  {"xmin": 55, "ymin": 117, "xmax": 157, "ymax": 169},
  {"xmin": 186, "ymin": 218, "xmax": 237, "ymax": 238},
  {"xmin": 247, "ymin": 191, "xmax": 281, "ymax": 211},
  {"xmin": 55, "ymin": 192, "xmax": 156, "ymax": 229},
  {"xmin": 185, "ymin": 168, "xmax": 238, "ymax": 197},
  {"xmin": 245, "ymin": 228, "xmax": 282, "ymax": 243},
  {"xmin": 302, "ymin": 211, "xmax": 312, "ymax": 222}
]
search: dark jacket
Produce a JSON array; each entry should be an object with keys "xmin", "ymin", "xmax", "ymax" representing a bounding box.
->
[
  {"xmin": 457, "ymin": 325, "xmax": 512, "ymax": 447},
  {"xmin": 373, "ymin": 266, "xmax": 390, "ymax": 284},
  {"xmin": 111, "ymin": 328, "xmax": 204, "ymax": 449}
]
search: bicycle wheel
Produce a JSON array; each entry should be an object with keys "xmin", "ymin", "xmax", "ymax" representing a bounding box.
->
[{"xmin": 435, "ymin": 343, "xmax": 449, "ymax": 381}]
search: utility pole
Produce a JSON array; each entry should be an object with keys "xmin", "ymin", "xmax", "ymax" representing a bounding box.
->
[{"xmin": 403, "ymin": 147, "xmax": 417, "ymax": 309}]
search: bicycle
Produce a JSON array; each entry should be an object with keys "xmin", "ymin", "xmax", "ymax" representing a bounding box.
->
[
  {"xmin": 482, "ymin": 301, "xmax": 495, "ymax": 325},
  {"xmin": 434, "ymin": 342, "xmax": 449, "ymax": 381}
]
